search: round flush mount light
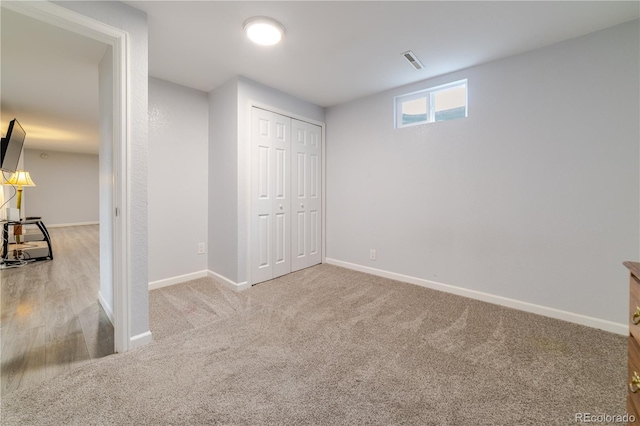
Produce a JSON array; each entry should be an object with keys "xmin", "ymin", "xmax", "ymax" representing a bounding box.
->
[{"xmin": 243, "ymin": 16, "xmax": 285, "ymax": 46}]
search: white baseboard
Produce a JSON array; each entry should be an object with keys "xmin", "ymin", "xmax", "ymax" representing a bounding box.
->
[
  {"xmin": 207, "ymin": 270, "xmax": 250, "ymax": 292},
  {"xmin": 129, "ymin": 331, "xmax": 153, "ymax": 349},
  {"xmin": 324, "ymin": 258, "xmax": 628, "ymax": 336},
  {"xmin": 98, "ymin": 290, "xmax": 114, "ymax": 325},
  {"xmin": 47, "ymin": 221, "xmax": 99, "ymax": 228},
  {"xmin": 148, "ymin": 270, "xmax": 208, "ymax": 290}
]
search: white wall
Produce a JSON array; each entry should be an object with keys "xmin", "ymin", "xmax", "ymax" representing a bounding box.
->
[
  {"xmin": 208, "ymin": 77, "xmax": 239, "ymax": 282},
  {"xmin": 148, "ymin": 77, "xmax": 208, "ymax": 284},
  {"xmin": 56, "ymin": 0, "xmax": 150, "ymax": 338},
  {"xmin": 23, "ymin": 149, "xmax": 98, "ymax": 225},
  {"xmin": 236, "ymin": 76, "xmax": 325, "ymax": 284},
  {"xmin": 325, "ymin": 20, "xmax": 639, "ymax": 328},
  {"xmin": 98, "ymin": 45, "xmax": 113, "ymax": 318}
]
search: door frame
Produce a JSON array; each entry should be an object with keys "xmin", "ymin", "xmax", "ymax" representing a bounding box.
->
[
  {"xmin": 3, "ymin": 1, "xmax": 132, "ymax": 352},
  {"xmin": 246, "ymin": 101, "xmax": 326, "ymax": 286}
]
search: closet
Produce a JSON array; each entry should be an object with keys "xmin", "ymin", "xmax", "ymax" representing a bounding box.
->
[{"xmin": 250, "ymin": 107, "xmax": 322, "ymax": 285}]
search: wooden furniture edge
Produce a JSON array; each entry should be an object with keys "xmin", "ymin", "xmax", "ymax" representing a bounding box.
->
[{"xmin": 624, "ymin": 261, "xmax": 640, "ymax": 280}]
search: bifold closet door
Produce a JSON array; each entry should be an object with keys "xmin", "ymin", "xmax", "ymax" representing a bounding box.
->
[
  {"xmin": 291, "ymin": 119, "xmax": 322, "ymax": 272},
  {"xmin": 250, "ymin": 107, "xmax": 292, "ymax": 284}
]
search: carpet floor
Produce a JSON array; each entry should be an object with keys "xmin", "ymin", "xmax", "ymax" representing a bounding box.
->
[{"xmin": 0, "ymin": 264, "xmax": 626, "ymax": 425}]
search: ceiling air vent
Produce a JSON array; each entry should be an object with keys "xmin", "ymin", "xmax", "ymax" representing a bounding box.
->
[{"xmin": 402, "ymin": 50, "xmax": 424, "ymax": 70}]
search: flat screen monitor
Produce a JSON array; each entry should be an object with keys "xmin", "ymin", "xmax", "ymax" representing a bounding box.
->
[{"xmin": 1, "ymin": 119, "xmax": 26, "ymax": 173}]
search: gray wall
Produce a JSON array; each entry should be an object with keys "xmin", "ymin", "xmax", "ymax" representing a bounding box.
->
[
  {"xmin": 24, "ymin": 149, "xmax": 98, "ymax": 225},
  {"xmin": 325, "ymin": 20, "xmax": 639, "ymax": 326},
  {"xmin": 148, "ymin": 77, "xmax": 209, "ymax": 283},
  {"xmin": 56, "ymin": 0, "xmax": 150, "ymax": 337},
  {"xmin": 98, "ymin": 45, "xmax": 113, "ymax": 315},
  {"xmin": 208, "ymin": 77, "xmax": 239, "ymax": 282}
]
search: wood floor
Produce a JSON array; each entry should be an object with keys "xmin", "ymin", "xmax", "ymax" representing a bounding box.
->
[{"xmin": 0, "ymin": 225, "xmax": 113, "ymax": 396}]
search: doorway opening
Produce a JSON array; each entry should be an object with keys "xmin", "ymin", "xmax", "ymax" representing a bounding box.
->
[{"xmin": 0, "ymin": 1, "xmax": 131, "ymax": 394}]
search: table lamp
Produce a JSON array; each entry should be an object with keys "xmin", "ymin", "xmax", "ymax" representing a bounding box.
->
[
  {"xmin": 6, "ymin": 170, "xmax": 36, "ymax": 218},
  {"xmin": 6, "ymin": 171, "xmax": 36, "ymax": 247}
]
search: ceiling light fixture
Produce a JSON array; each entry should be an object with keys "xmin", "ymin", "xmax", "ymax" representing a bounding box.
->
[{"xmin": 243, "ymin": 16, "xmax": 285, "ymax": 46}]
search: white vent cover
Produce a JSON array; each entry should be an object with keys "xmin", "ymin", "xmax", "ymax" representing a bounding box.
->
[{"xmin": 402, "ymin": 51, "xmax": 424, "ymax": 70}]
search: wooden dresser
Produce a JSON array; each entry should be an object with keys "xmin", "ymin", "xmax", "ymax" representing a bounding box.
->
[{"xmin": 625, "ymin": 261, "xmax": 640, "ymax": 423}]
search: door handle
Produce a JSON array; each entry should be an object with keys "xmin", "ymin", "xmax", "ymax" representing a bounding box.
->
[
  {"xmin": 300, "ymin": 204, "xmax": 304, "ymax": 209},
  {"xmin": 631, "ymin": 371, "xmax": 640, "ymax": 393},
  {"xmin": 279, "ymin": 204, "xmax": 283, "ymax": 210}
]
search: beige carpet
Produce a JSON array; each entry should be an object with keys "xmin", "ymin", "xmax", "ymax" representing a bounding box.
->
[{"xmin": 0, "ymin": 264, "xmax": 626, "ymax": 425}]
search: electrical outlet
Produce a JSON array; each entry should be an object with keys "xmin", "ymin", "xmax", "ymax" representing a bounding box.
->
[
  {"xmin": 369, "ymin": 249, "xmax": 376, "ymax": 261},
  {"xmin": 198, "ymin": 243, "xmax": 205, "ymax": 254}
]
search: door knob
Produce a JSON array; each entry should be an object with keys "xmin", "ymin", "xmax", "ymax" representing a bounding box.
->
[
  {"xmin": 279, "ymin": 204, "xmax": 283, "ymax": 210},
  {"xmin": 631, "ymin": 371, "xmax": 640, "ymax": 393},
  {"xmin": 633, "ymin": 306, "xmax": 640, "ymax": 325},
  {"xmin": 301, "ymin": 204, "xmax": 304, "ymax": 209}
]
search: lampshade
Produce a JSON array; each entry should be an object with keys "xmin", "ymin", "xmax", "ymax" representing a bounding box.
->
[{"xmin": 6, "ymin": 170, "xmax": 36, "ymax": 187}]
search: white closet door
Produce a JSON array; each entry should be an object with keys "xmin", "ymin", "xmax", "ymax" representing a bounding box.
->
[
  {"xmin": 291, "ymin": 119, "xmax": 322, "ymax": 272},
  {"xmin": 251, "ymin": 108, "xmax": 292, "ymax": 284}
]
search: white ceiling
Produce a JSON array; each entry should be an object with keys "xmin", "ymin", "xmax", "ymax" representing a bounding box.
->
[
  {"xmin": 1, "ymin": 1, "xmax": 638, "ymax": 154},
  {"xmin": 129, "ymin": 1, "xmax": 639, "ymax": 107}
]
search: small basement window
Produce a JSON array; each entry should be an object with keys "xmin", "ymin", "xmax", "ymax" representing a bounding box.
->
[{"xmin": 395, "ymin": 79, "xmax": 467, "ymax": 128}]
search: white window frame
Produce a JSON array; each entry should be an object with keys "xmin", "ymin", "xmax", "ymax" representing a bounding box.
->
[{"xmin": 395, "ymin": 79, "xmax": 468, "ymax": 129}]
